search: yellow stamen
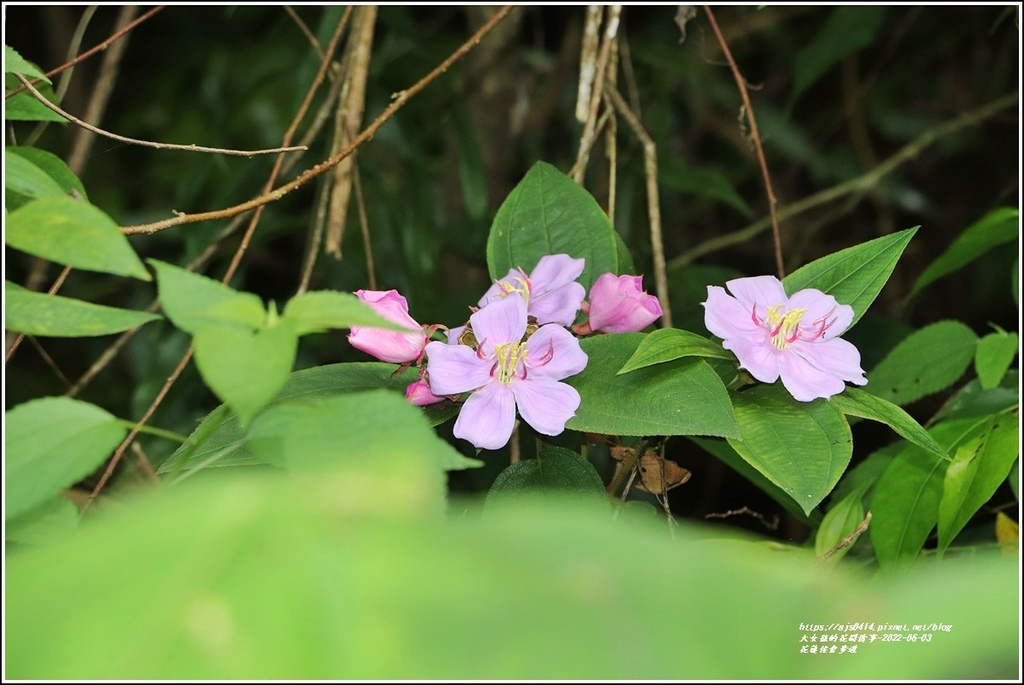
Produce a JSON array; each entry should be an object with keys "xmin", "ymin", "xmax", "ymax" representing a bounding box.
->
[
  {"xmin": 765, "ymin": 305, "xmax": 806, "ymax": 350},
  {"xmin": 493, "ymin": 341, "xmax": 528, "ymax": 383}
]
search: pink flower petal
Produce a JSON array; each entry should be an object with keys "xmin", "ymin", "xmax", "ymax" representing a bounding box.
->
[
  {"xmin": 528, "ymin": 280, "xmax": 585, "ymax": 327},
  {"xmin": 725, "ymin": 275, "xmax": 788, "ymax": 310},
  {"xmin": 524, "ymin": 324, "xmax": 588, "ymax": 380},
  {"xmin": 530, "ymin": 254, "xmax": 586, "ymax": 293},
  {"xmin": 470, "ymin": 294, "xmax": 526, "ymax": 356},
  {"xmin": 588, "ymin": 273, "xmax": 662, "ymax": 333},
  {"xmin": 478, "ymin": 268, "xmax": 525, "ymax": 308},
  {"xmin": 777, "ymin": 353, "xmax": 849, "ymax": 402},
  {"xmin": 424, "ymin": 340, "xmax": 492, "ymax": 395},
  {"xmin": 703, "ymin": 285, "xmax": 759, "ymax": 340},
  {"xmin": 786, "ymin": 289, "xmax": 854, "ymax": 339},
  {"xmin": 512, "ymin": 378, "xmax": 580, "ymax": 436},
  {"xmin": 793, "ymin": 337, "xmax": 868, "ymax": 386},
  {"xmin": 726, "ymin": 335, "xmax": 782, "ymax": 383},
  {"xmin": 453, "ymin": 382, "xmax": 517, "ymax": 450}
]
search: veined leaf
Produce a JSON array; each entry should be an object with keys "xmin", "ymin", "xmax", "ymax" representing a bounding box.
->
[
  {"xmin": 566, "ymin": 333, "xmax": 738, "ymax": 438},
  {"xmin": 974, "ymin": 330, "xmax": 1018, "ymax": 390},
  {"xmin": 5, "ymin": 284, "xmax": 162, "ymax": 337},
  {"xmin": 4, "ymin": 150, "xmax": 65, "ymax": 201},
  {"xmin": 6, "ymin": 198, "xmax": 150, "ymax": 280},
  {"xmin": 618, "ymin": 327, "xmax": 735, "ymax": 375},
  {"xmin": 726, "ymin": 384, "xmax": 853, "ymax": 516},
  {"xmin": 148, "ymin": 259, "xmax": 264, "ymax": 334},
  {"xmin": 486, "ymin": 161, "xmax": 617, "ymax": 292},
  {"xmin": 909, "ymin": 207, "xmax": 1020, "ymax": 300},
  {"xmin": 783, "ymin": 226, "xmax": 918, "ymax": 330},
  {"xmin": 831, "ymin": 387, "xmax": 947, "ymax": 460},
  {"xmin": 486, "ymin": 447, "xmax": 605, "ymax": 505},
  {"xmin": 4, "ymin": 397, "xmax": 127, "ymax": 520},
  {"xmin": 866, "ymin": 320, "xmax": 978, "ymax": 406}
]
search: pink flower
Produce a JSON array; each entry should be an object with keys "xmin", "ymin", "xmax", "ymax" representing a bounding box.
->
[
  {"xmin": 702, "ymin": 275, "xmax": 867, "ymax": 402},
  {"xmin": 425, "ymin": 294, "xmax": 588, "ymax": 450},
  {"xmin": 478, "ymin": 254, "xmax": 586, "ymax": 327},
  {"xmin": 348, "ymin": 289, "xmax": 428, "ymax": 364},
  {"xmin": 586, "ymin": 273, "xmax": 662, "ymax": 333},
  {"xmin": 405, "ymin": 377, "xmax": 445, "ymax": 406}
]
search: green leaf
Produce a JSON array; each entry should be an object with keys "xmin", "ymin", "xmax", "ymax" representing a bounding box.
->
[
  {"xmin": 831, "ymin": 441, "xmax": 902, "ymax": 505},
  {"xmin": 193, "ymin": 320, "xmax": 298, "ymax": 426},
  {"xmin": 791, "ymin": 6, "xmax": 887, "ymax": 102},
  {"xmin": 158, "ymin": 363, "xmax": 451, "ymax": 474},
  {"xmin": 831, "ymin": 387, "xmax": 948, "ymax": 460},
  {"xmin": 148, "ymin": 259, "xmax": 265, "ymax": 334},
  {"xmin": 5, "ymin": 45, "xmax": 50, "ymax": 81},
  {"xmin": 6, "ymin": 198, "xmax": 150, "ymax": 280},
  {"xmin": 783, "ymin": 226, "xmax": 918, "ymax": 329},
  {"xmin": 5, "ymin": 495, "xmax": 78, "ymax": 546},
  {"xmin": 617, "ymin": 327, "xmax": 735, "ymax": 374},
  {"xmin": 4, "ymin": 397, "xmax": 127, "ymax": 520},
  {"xmin": 726, "ymin": 385, "xmax": 853, "ymax": 516},
  {"xmin": 3, "ymin": 467, "xmax": 1018, "ymax": 679},
  {"xmin": 937, "ymin": 410, "xmax": 1019, "ymax": 553},
  {"xmin": 866, "ymin": 320, "xmax": 979, "ymax": 406},
  {"xmin": 248, "ymin": 389, "xmax": 480, "ymax": 474},
  {"xmin": 869, "ymin": 415, "xmax": 995, "ymax": 567},
  {"xmin": 689, "ymin": 436, "xmax": 818, "ymax": 524},
  {"xmin": 909, "ymin": 208, "xmax": 1020, "ymax": 300},
  {"xmin": 486, "ymin": 161, "xmax": 617, "ymax": 291},
  {"xmin": 4, "ymin": 284, "xmax": 162, "ymax": 337},
  {"xmin": 6, "ymin": 147, "xmax": 88, "ymax": 211},
  {"xmin": 4, "ymin": 71, "xmax": 66, "ymax": 123},
  {"xmin": 566, "ymin": 333, "xmax": 739, "ymax": 438},
  {"xmin": 4, "ymin": 149, "xmax": 65, "ymax": 201},
  {"xmin": 282, "ymin": 290, "xmax": 405, "ymax": 335},
  {"xmin": 974, "ymin": 330, "xmax": 1018, "ymax": 390},
  {"xmin": 486, "ymin": 447, "xmax": 606, "ymax": 504},
  {"xmin": 658, "ymin": 157, "xmax": 753, "ymax": 217},
  {"xmin": 814, "ymin": 483, "xmax": 868, "ymax": 560}
]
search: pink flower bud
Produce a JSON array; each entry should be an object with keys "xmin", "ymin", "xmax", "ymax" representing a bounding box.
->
[
  {"xmin": 405, "ymin": 378, "xmax": 445, "ymax": 406},
  {"xmin": 348, "ymin": 289, "xmax": 428, "ymax": 364},
  {"xmin": 587, "ymin": 273, "xmax": 662, "ymax": 333}
]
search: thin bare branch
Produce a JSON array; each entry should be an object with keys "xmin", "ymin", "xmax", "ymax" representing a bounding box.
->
[
  {"xmin": 571, "ymin": 5, "xmax": 621, "ymax": 183},
  {"xmin": 703, "ymin": 6, "xmax": 785, "ymax": 279},
  {"xmin": 13, "ymin": 73, "xmax": 308, "ymax": 157},
  {"xmin": 121, "ymin": 6, "xmax": 516, "ymax": 237}
]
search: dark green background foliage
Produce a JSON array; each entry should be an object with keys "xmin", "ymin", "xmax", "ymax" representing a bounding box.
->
[{"xmin": 5, "ymin": 6, "xmax": 1018, "ymax": 536}]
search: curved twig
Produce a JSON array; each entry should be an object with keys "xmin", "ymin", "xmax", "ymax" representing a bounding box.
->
[{"xmin": 13, "ymin": 73, "xmax": 307, "ymax": 156}]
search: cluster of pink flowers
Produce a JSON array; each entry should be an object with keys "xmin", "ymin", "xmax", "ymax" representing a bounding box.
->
[{"xmin": 347, "ymin": 254, "xmax": 662, "ymax": 450}]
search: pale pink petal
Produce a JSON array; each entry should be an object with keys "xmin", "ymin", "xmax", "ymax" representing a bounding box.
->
[
  {"xmin": 528, "ymin": 280, "xmax": 586, "ymax": 326},
  {"xmin": 348, "ymin": 289, "xmax": 427, "ymax": 363},
  {"xmin": 454, "ymin": 383, "xmax": 517, "ymax": 450},
  {"xmin": 777, "ymin": 353, "xmax": 849, "ymax": 402},
  {"xmin": 523, "ymin": 324, "xmax": 588, "ymax": 380},
  {"xmin": 787, "ymin": 289, "xmax": 854, "ymax": 339},
  {"xmin": 588, "ymin": 273, "xmax": 662, "ymax": 333},
  {"xmin": 529, "ymin": 254, "xmax": 586, "ymax": 294},
  {"xmin": 726, "ymin": 335, "xmax": 782, "ymax": 383},
  {"xmin": 703, "ymin": 286, "xmax": 759, "ymax": 340},
  {"xmin": 470, "ymin": 294, "xmax": 526, "ymax": 356},
  {"xmin": 792, "ymin": 337, "xmax": 868, "ymax": 386},
  {"xmin": 424, "ymin": 341, "xmax": 492, "ymax": 395},
  {"xmin": 405, "ymin": 378, "xmax": 445, "ymax": 406},
  {"xmin": 478, "ymin": 268, "xmax": 525, "ymax": 308},
  {"xmin": 354, "ymin": 289, "xmax": 421, "ymax": 330},
  {"xmin": 725, "ymin": 275, "xmax": 788, "ymax": 310},
  {"xmin": 511, "ymin": 379, "xmax": 580, "ymax": 437}
]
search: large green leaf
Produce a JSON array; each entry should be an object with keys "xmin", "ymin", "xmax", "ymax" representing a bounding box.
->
[
  {"xmin": 5, "ymin": 283, "xmax": 162, "ymax": 337},
  {"xmin": 248, "ymin": 389, "xmax": 480, "ymax": 475},
  {"xmin": 937, "ymin": 410, "xmax": 1019, "ymax": 554},
  {"xmin": 282, "ymin": 290, "xmax": 405, "ymax": 335},
  {"xmin": 5, "ymin": 495, "xmax": 79, "ymax": 547},
  {"xmin": 193, "ymin": 321, "xmax": 299, "ymax": 427},
  {"xmin": 6, "ymin": 197, "xmax": 150, "ymax": 280},
  {"xmin": 4, "ymin": 397, "xmax": 127, "ymax": 520},
  {"xmin": 726, "ymin": 385, "xmax": 852, "ymax": 516},
  {"xmin": 791, "ymin": 6, "xmax": 887, "ymax": 103},
  {"xmin": 158, "ymin": 363, "xmax": 455, "ymax": 475},
  {"xmin": 4, "ymin": 150, "xmax": 65, "ymax": 202},
  {"xmin": 486, "ymin": 447, "xmax": 606, "ymax": 504},
  {"xmin": 148, "ymin": 259, "xmax": 265, "ymax": 334},
  {"xmin": 4, "ymin": 72, "xmax": 66, "ymax": 123},
  {"xmin": 866, "ymin": 320, "xmax": 978, "ymax": 406},
  {"xmin": 870, "ymin": 415, "xmax": 995, "ymax": 567},
  {"xmin": 974, "ymin": 330, "xmax": 1018, "ymax": 390},
  {"xmin": 830, "ymin": 387, "xmax": 948, "ymax": 460},
  {"xmin": 5, "ymin": 45, "xmax": 51, "ymax": 81},
  {"xmin": 909, "ymin": 207, "xmax": 1020, "ymax": 300},
  {"xmin": 486, "ymin": 161, "xmax": 617, "ymax": 291},
  {"xmin": 565, "ymin": 333, "xmax": 738, "ymax": 438},
  {"xmin": 5, "ymin": 466, "xmax": 1016, "ymax": 679},
  {"xmin": 617, "ymin": 327, "xmax": 735, "ymax": 374},
  {"xmin": 6, "ymin": 146, "xmax": 88, "ymax": 212},
  {"xmin": 782, "ymin": 226, "xmax": 918, "ymax": 329}
]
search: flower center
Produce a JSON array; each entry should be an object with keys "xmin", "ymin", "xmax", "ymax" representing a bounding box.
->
[
  {"xmin": 495, "ymin": 269, "xmax": 532, "ymax": 305},
  {"xmin": 752, "ymin": 303, "xmax": 837, "ymax": 350},
  {"xmin": 492, "ymin": 341, "xmax": 528, "ymax": 384}
]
